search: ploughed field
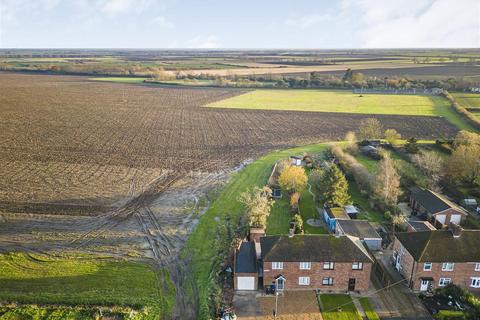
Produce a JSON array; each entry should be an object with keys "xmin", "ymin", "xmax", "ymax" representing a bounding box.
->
[{"xmin": 0, "ymin": 73, "xmax": 458, "ymax": 214}]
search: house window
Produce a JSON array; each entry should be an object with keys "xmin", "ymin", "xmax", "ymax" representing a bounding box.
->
[
  {"xmin": 475, "ymin": 263, "xmax": 480, "ymax": 271},
  {"xmin": 299, "ymin": 277, "xmax": 310, "ymax": 285},
  {"xmin": 323, "ymin": 262, "xmax": 334, "ymax": 270},
  {"xmin": 471, "ymin": 278, "xmax": 480, "ymax": 288},
  {"xmin": 352, "ymin": 262, "xmax": 363, "ymax": 270},
  {"xmin": 424, "ymin": 263, "xmax": 432, "ymax": 271},
  {"xmin": 442, "ymin": 262, "xmax": 454, "ymax": 271},
  {"xmin": 299, "ymin": 262, "xmax": 311, "ymax": 270},
  {"xmin": 272, "ymin": 262, "xmax": 283, "ymax": 270},
  {"xmin": 322, "ymin": 277, "xmax": 334, "ymax": 286},
  {"xmin": 439, "ymin": 278, "xmax": 451, "ymax": 286}
]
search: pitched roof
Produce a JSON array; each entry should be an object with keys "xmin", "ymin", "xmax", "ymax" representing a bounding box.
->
[
  {"xmin": 410, "ymin": 187, "xmax": 462, "ymax": 214},
  {"xmin": 395, "ymin": 230, "xmax": 480, "ymax": 262},
  {"xmin": 407, "ymin": 220, "xmax": 436, "ymax": 232},
  {"xmin": 337, "ymin": 220, "xmax": 381, "ymax": 239},
  {"xmin": 260, "ymin": 235, "xmax": 372, "ymax": 263},
  {"xmin": 235, "ymin": 242, "xmax": 257, "ymax": 273}
]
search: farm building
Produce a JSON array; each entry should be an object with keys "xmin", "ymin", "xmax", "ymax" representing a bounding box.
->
[
  {"xmin": 322, "ymin": 206, "xmax": 350, "ymax": 233},
  {"xmin": 409, "ymin": 187, "xmax": 468, "ymax": 228},
  {"xmin": 336, "ymin": 220, "xmax": 382, "ymax": 251}
]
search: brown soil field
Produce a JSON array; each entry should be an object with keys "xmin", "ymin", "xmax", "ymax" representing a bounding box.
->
[{"xmin": 0, "ymin": 72, "xmax": 458, "ymax": 318}]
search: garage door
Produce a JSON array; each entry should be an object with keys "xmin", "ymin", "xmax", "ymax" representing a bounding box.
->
[{"xmin": 237, "ymin": 276, "xmax": 255, "ymax": 290}]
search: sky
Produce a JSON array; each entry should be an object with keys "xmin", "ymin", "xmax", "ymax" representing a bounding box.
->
[{"xmin": 0, "ymin": 0, "xmax": 479, "ymax": 48}]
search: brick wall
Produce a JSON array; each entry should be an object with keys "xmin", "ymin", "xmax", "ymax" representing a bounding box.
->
[
  {"xmin": 262, "ymin": 261, "xmax": 371, "ymax": 292},
  {"xmin": 392, "ymin": 237, "xmax": 416, "ymax": 283},
  {"xmin": 411, "ymin": 262, "xmax": 480, "ymax": 292}
]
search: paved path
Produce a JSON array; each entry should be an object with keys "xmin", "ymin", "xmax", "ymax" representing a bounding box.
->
[{"xmin": 370, "ymin": 250, "xmax": 432, "ymax": 320}]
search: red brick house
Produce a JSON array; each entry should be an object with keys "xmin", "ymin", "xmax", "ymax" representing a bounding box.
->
[
  {"xmin": 392, "ymin": 228, "xmax": 480, "ymax": 293},
  {"xmin": 260, "ymin": 235, "xmax": 373, "ymax": 292},
  {"xmin": 409, "ymin": 187, "xmax": 467, "ymax": 228}
]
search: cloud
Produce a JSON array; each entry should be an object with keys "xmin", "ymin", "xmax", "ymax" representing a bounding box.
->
[
  {"xmin": 285, "ymin": 13, "xmax": 331, "ymax": 29},
  {"xmin": 149, "ymin": 15, "xmax": 174, "ymax": 29},
  {"xmin": 341, "ymin": 0, "xmax": 480, "ymax": 48},
  {"xmin": 187, "ymin": 35, "xmax": 219, "ymax": 48},
  {"xmin": 100, "ymin": 0, "xmax": 155, "ymax": 16}
]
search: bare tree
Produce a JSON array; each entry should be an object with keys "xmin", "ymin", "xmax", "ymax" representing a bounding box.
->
[
  {"xmin": 359, "ymin": 118, "xmax": 383, "ymax": 141},
  {"xmin": 373, "ymin": 154, "xmax": 401, "ymax": 206},
  {"xmin": 412, "ymin": 151, "xmax": 444, "ymax": 191}
]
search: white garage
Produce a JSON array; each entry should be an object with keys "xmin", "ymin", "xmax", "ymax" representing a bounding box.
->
[
  {"xmin": 236, "ymin": 276, "xmax": 256, "ymax": 290},
  {"xmin": 234, "ymin": 241, "xmax": 258, "ymax": 291}
]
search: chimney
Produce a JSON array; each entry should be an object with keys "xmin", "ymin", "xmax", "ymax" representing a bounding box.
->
[{"xmin": 449, "ymin": 222, "xmax": 463, "ymax": 238}]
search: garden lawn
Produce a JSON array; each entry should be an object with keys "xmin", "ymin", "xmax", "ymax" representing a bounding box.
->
[
  {"xmin": 349, "ymin": 182, "xmax": 386, "ymax": 224},
  {"xmin": 358, "ymin": 297, "xmax": 380, "ymax": 320},
  {"xmin": 318, "ymin": 294, "xmax": 362, "ymax": 320},
  {"xmin": 208, "ymin": 89, "xmax": 471, "ymax": 130},
  {"xmin": 184, "ymin": 143, "xmax": 327, "ymax": 318},
  {"xmin": 0, "ymin": 252, "xmax": 174, "ymax": 317},
  {"xmin": 267, "ymin": 187, "xmax": 327, "ymax": 235}
]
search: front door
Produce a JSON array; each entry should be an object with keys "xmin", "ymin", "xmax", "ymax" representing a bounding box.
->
[
  {"xmin": 420, "ymin": 280, "xmax": 430, "ymax": 292},
  {"xmin": 276, "ymin": 278, "xmax": 285, "ymax": 291},
  {"xmin": 348, "ymin": 278, "xmax": 356, "ymax": 291}
]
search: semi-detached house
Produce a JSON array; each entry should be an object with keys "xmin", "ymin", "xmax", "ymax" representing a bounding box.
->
[{"xmin": 393, "ymin": 227, "xmax": 480, "ymax": 293}]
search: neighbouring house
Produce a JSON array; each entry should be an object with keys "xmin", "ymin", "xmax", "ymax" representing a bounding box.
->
[
  {"xmin": 336, "ymin": 220, "xmax": 382, "ymax": 251},
  {"xmin": 234, "ymin": 241, "xmax": 259, "ymax": 290},
  {"xmin": 267, "ymin": 162, "xmax": 282, "ymax": 198},
  {"xmin": 322, "ymin": 206, "xmax": 350, "ymax": 232},
  {"xmin": 406, "ymin": 220, "xmax": 436, "ymax": 232},
  {"xmin": 261, "ymin": 235, "xmax": 373, "ymax": 292},
  {"xmin": 409, "ymin": 187, "xmax": 468, "ymax": 228},
  {"xmin": 392, "ymin": 226, "xmax": 480, "ymax": 293}
]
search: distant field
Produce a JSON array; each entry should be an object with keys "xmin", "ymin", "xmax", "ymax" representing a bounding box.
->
[
  {"xmin": 452, "ymin": 92, "xmax": 480, "ymax": 120},
  {"xmin": 0, "ymin": 252, "xmax": 174, "ymax": 316},
  {"xmin": 209, "ymin": 89, "xmax": 472, "ymax": 130}
]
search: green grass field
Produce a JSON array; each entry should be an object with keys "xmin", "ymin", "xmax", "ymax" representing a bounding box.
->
[
  {"xmin": 183, "ymin": 143, "xmax": 327, "ymax": 318},
  {"xmin": 0, "ymin": 252, "xmax": 175, "ymax": 318},
  {"xmin": 208, "ymin": 89, "xmax": 472, "ymax": 130},
  {"xmin": 318, "ymin": 294, "xmax": 362, "ymax": 320},
  {"xmin": 452, "ymin": 92, "xmax": 480, "ymax": 120}
]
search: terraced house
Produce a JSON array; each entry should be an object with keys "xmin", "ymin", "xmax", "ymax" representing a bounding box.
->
[
  {"xmin": 260, "ymin": 235, "xmax": 373, "ymax": 292},
  {"xmin": 393, "ymin": 227, "xmax": 480, "ymax": 293}
]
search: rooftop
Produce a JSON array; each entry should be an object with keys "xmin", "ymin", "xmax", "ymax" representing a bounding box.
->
[
  {"xmin": 337, "ymin": 220, "xmax": 381, "ymax": 239},
  {"xmin": 410, "ymin": 187, "xmax": 462, "ymax": 214},
  {"xmin": 235, "ymin": 242, "xmax": 257, "ymax": 273},
  {"xmin": 325, "ymin": 207, "xmax": 350, "ymax": 220},
  {"xmin": 395, "ymin": 230, "xmax": 480, "ymax": 262},
  {"xmin": 260, "ymin": 235, "xmax": 372, "ymax": 263},
  {"xmin": 407, "ymin": 220, "xmax": 436, "ymax": 232}
]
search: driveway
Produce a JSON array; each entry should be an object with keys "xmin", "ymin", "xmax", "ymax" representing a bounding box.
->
[{"xmin": 369, "ymin": 250, "xmax": 432, "ymax": 320}]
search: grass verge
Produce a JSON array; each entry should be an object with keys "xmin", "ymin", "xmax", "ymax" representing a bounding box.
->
[{"xmin": 358, "ymin": 297, "xmax": 380, "ymax": 320}]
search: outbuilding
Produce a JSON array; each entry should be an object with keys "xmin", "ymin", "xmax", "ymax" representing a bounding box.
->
[
  {"xmin": 336, "ymin": 219, "xmax": 382, "ymax": 251},
  {"xmin": 234, "ymin": 241, "xmax": 258, "ymax": 290}
]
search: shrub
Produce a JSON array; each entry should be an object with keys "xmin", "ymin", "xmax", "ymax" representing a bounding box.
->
[{"xmin": 293, "ymin": 214, "xmax": 304, "ymax": 234}]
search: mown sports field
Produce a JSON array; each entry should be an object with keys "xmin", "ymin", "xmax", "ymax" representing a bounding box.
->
[{"xmin": 208, "ymin": 89, "xmax": 474, "ymax": 130}]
